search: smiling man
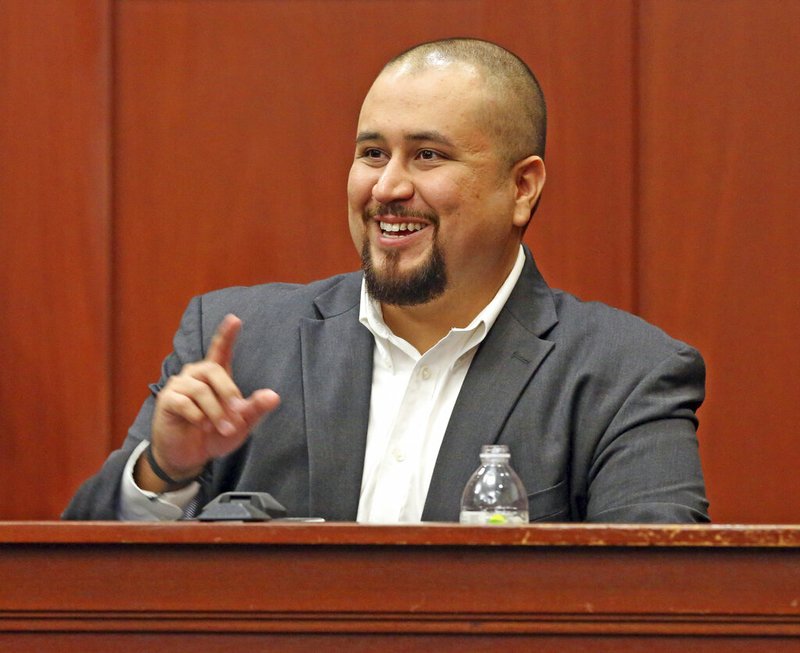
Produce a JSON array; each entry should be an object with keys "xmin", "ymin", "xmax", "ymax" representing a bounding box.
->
[{"xmin": 64, "ymin": 39, "xmax": 709, "ymax": 523}]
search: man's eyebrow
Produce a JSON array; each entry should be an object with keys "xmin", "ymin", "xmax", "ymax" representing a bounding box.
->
[
  {"xmin": 356, "ymin": 131, "xmax": 382, "ymax": 144},
  {"xmin": 355, "ymin": 130, "xmax": 455, "ymax": 147}
]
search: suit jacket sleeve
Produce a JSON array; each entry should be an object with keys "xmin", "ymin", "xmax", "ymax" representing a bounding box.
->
[
  {"xmin": 583, "ymin": 343, "xmax": 708, "ymax": 522},
  {"xmin": 62, "ymin": 297, "xmax": 207, "ymax": 520}
]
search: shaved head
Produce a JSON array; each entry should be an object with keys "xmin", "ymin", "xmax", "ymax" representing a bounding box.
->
[{"xmin": 382, "ymin": 38, "xmax": 547, "ymax": 165}]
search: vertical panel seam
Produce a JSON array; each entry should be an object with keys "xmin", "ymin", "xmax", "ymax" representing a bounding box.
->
[
  {"xmin": 631, "ymin": 0, "xmax": 642, "ymax": 317},
  {"xmin": 107, "ymin": 0, "xmax": 119, "ymax": 455}
]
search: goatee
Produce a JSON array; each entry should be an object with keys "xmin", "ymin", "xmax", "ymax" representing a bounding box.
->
[{"xmin": 361, "ymin": 240, "xmax": 447, "ymax": 306}]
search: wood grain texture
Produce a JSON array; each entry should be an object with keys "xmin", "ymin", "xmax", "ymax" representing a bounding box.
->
[
  {"xmin": 0, "ymin": 1, "xmax": 112, "ymax": 518},
  {"xmin": 506, "ymin": 0, "xmax": 638, "ymax": 312},
  {"xmin": 3, "ymin": 521, "xmax": 800, "ymax": 546},
  {"xmin": 1, "ymin": 524, "xmax": 799, "ymax": 649},
  {"xmin": 637, "ymin": 1, "xmax": 800, "ymax": 522}
]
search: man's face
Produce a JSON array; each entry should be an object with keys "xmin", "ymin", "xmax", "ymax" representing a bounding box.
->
[{"xmin": 347, "ymin": 62, "xmax": 523, "ymax": 309}]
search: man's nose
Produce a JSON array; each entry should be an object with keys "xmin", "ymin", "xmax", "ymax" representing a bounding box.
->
[{"xmin": 372, "ymin": 158, "xmax": 414, "ymax": 204}]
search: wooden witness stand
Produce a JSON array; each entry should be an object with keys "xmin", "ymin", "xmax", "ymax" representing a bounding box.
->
[{"xmin": 1, "ymin": 523, "xmax": 799, "ymax": 651}]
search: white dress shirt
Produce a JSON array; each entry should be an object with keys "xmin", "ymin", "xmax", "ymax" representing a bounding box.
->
[
  {"xmin": 119, "ymin": 246, "xmax": 525, "ymax": 522},
  {"xmin": 356, "ymin": 247, "xmax": 525, "ymax": 522},
  {"xmin": 119, "ymin": 439, "xmax": 200, "ymax": 520}
]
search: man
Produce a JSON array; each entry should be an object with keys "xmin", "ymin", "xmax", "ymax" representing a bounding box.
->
[{"xmin": 64, "ymin": 38, "xmax": 708, "ymax": 523}]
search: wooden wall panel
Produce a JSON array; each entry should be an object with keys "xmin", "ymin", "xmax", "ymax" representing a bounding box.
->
[
  {"xmin": 637, "ymin": 1, "xmax": 800, "ymax": 522},
  {"xmin": 0, "ymin": 1, "xmax": 112, "ymax": 517},
  {"xmin": 112, "ymin": 0, "xmax": 636, "ymax": 443},
  {"xmin": 506, "ymin": 0, "xmax": 637, "ymax": 312}
]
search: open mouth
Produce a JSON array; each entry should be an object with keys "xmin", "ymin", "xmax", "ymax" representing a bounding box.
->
[{"xmin": 379, "ymin": 221, "xmax": 427, "ymax": 237}]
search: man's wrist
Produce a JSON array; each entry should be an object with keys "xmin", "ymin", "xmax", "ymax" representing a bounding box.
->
[
  {"xmin": 120, "ymin": 442, "xmax": 201, "ymax": 520},
  {"xmin": 140, "ymin": 443, "xmax": 201, "ymax": 492}
]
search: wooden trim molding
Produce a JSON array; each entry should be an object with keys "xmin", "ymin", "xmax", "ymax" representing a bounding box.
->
[{"xmin": 1, "ymin": 523, "xmax": 799, "ymax": 649}]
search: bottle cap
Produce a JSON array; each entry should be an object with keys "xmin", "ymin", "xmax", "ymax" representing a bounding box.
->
[{"xmin": 480, "ymin": 444, "xmax": 510, "ymax": 459}]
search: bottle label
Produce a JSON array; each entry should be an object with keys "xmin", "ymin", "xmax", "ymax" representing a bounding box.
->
[{"xmin": 459, "ymin": 509, "xmax": 529, "ymax": 525}]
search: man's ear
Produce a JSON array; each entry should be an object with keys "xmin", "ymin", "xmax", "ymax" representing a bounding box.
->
[{"xmin": 511, "ymin": 155, "xmax": 546, "ymax": 229}]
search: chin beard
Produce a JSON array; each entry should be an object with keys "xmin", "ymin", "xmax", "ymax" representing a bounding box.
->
[{"xmin": 361, "ymin": 240, "xmax": 447, "ymax": 306}]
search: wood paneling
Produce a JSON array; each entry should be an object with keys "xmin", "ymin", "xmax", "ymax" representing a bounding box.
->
[
  {"xmin": 2, "ymin": 0, "xmax": 797, "ymax": 522},
  {"xmin": 510, "ymin": 0, "xmax": 637, "ymax": 312},
  {"xmin": 0, "ymin": 2, "xmax": 112, "ymax": 518},
  {"xmin": 637, "ymin": 1, "xmax": 800, "ymax": 522},
  {"xmin": 2, "ymin": 523, "xmax": 800, "ymax": 649}
]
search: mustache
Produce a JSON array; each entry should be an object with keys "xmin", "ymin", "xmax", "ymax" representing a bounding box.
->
[{"xmin": 364, "ymin": 203, "xmax": 439, "ymax": 226}]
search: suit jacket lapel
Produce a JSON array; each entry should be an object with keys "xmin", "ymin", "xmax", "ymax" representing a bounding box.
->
[
  {"xmin": 300, "ymin": 274, "xmax": 373, "ymax": 520},
  {"xmin": 422, "ymin": 249, "xmax": 558, "ymax": 521}
]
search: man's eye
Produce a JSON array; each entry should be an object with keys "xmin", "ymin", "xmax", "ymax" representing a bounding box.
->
[
  {"xmin": 418, "ymin": 149, "xmax": 438, "ymax": 160},
  {"xmin": 363, "ymin": 148, "xmax": 384, "ymax": 158}
]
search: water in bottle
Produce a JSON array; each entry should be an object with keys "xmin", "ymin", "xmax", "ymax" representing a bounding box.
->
[{"xmin": 459, "ymin": 444, "xmax": 529, "ymax": 525}]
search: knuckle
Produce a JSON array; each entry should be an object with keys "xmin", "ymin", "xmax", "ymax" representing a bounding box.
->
[
  {"xmin": 180, "ymin": 361, "xmax": 202, "ymax": 375},
  {"xmin": 172, "ymin": 394, "xmax": 193, "ymax": 410},
  {"xmin": 183, "ymin": 360, "xmax": 223, "ymax": 379}
]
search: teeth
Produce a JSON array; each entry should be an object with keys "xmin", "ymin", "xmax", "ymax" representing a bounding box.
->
[{"xmin": 379, "ymin": 221, "xmax": 424, "ymax": 234}]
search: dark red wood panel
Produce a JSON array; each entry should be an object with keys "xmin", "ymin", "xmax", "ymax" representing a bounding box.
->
[
  {"xmin": 507, "ymin": 0, "xmax": 638, "ymax": 312},
  {"xmin": 637, "ymin": 1, "xmax": 800, "ymax": 522},
  {"xmin": 1, "ymin": 524, "xmax": 800, "ymax": 649},
  {"xmin": 0, "ymin": 2, "xmax": 112, "ymax": 518}
]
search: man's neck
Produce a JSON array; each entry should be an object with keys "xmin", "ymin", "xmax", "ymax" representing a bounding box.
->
[
  {"xmin": 381, "ymin": 294, "xmax": 477, "ymax": 354},
  {"xmin": 380, "ymin": 254, "xmax": 522, "ymax": 353}
]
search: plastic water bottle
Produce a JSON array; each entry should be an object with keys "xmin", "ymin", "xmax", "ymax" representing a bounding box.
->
[{"xmin": 459, "ymin": 444, "xmax": 529, "ymax": 525}]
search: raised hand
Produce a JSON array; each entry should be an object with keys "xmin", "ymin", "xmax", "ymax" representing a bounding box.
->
[{"xmin": 136, "ymin": 314, "xmax": 280, "ymax": 491}]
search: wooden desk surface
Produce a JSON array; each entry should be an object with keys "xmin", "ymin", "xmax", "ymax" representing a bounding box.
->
[{"xmin": 3, "ymin": 520, "xmax": 800, "ymax": 546}]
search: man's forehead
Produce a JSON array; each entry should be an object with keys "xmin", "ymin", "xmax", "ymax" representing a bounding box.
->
[
  {"xmin": 357, "ymin": 92, "xmax": 481, "ymax": 139},
  {"xmin": 355, "ymin": 62, "xmax": 498, "ymax": 149}
]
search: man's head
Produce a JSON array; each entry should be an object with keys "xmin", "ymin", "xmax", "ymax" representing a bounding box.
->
[{"xmin": 347, "ymin": 38, "xmax": 546, "ymax": 312}]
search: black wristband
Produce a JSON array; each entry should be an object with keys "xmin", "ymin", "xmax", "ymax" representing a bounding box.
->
[{"xmin": 145, "ymin": 443, "xmax": 196, "ymax": 487}]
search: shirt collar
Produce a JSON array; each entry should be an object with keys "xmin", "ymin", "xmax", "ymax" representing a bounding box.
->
[{"xmin": 359, "ymin": 245, "xmax": 526, "ymax": 360}]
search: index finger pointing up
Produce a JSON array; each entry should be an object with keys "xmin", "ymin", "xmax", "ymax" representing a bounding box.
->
[{"xmin": 206, "ymin": 314, "xmax": 242, "ymax": 372}]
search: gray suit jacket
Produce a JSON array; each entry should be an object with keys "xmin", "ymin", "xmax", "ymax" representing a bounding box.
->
[{"xmin": 63, "ymin": 249, "xmax": 708, "ymax": 522}]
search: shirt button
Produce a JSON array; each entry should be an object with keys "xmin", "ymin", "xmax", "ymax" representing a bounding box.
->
[
  {"xmin": 392, "ymin": 447, "xmax": 406, "ymax": 462},
  {"xmin": 420, "ymin": 366, "xmax": 432, "ymax": 380}
]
